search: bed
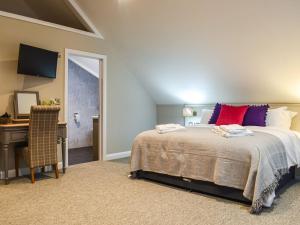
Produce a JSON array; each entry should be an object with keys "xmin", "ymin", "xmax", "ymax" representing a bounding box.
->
[{"xmin": 130, "ymin": 104, "xmax": 300, "ymax": 214}]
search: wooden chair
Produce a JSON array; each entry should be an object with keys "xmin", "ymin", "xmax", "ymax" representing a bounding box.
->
[{"xmin": 15, "ymin": 106, "xmax": 60, "ymax": 183}]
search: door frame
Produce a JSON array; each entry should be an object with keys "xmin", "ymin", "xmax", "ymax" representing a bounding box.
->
[{"xmin": 64, "ymin": 48, "xmax": 107, "ymax": 165}]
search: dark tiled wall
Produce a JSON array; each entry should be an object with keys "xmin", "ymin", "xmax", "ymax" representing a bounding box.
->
[{"xmin": 68, "ymin": 60, "xmax": 99, "ymax": 149}]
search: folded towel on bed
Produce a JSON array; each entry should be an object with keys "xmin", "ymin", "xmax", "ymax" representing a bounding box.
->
[
  {"xmin": 219, "ymin": 124, "xmax": 246, "ymax": 134},
  {"xmin": 222, "ymin": 130, "xmax": 254, "ymax": 138},
  {"xmin": 212, "ymin": 126, "xmax": 253, "ymax": 138},
  {"xmin": 156, "ymin": 124, "xmax": 179, "ymax": 130},
  {"xmin": 155, "ymin": 124, "xmax": 186, "ymax": 134}
]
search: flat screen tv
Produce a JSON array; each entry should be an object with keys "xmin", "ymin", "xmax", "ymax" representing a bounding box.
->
[{"xmin": 17, "ymin": 44, "xmax": 58, "ymax": 78}]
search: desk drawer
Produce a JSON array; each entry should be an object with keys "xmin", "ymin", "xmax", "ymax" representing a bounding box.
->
[{"xmin": 10, "ymin": 132, "xmax": 27, "ymax": 142}]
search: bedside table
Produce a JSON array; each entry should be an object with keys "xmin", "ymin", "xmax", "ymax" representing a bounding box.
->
[{"xmin": 184, "ymin": 116, "xmax": 201, "ymax": 127}]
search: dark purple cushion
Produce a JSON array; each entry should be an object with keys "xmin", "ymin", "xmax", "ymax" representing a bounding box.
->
[
  {"xmin": 208, "ymin": 103, "xmax": 222, "ymax": 124},
  {"xmin": 242, "ymin": 105, "xmax": 269, "ymax": 126}
]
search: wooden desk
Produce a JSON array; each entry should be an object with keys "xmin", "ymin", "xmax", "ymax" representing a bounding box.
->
[{"xmin": 0, "ymin": 122, "xmax": 67, "ymax": 184}]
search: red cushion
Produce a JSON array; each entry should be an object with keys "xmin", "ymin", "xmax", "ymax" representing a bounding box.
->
[{"xmin": 216, "ymin": 105, "xmax": 249, "ymax": 125}]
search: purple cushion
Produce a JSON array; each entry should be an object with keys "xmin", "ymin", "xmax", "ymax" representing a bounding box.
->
[
  {"xmin": 208, "ymin": 103, "xmax": 222, "ymax": 124},
  {"xmin": 242, "ymin": 105, "xmax": 269, "ymax": 126}
]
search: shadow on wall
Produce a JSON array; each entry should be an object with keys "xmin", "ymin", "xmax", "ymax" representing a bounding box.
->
[
  {"xmin": 22, "ymin": 74, "xmax": 54, "ymax": 89},
  {"xmin": 0, "ymin": 60, "xmax": 21, "ymax": 95},
  {"xmin": 6, "ymin": 95, "xmax": 14, "ymax": 114}
]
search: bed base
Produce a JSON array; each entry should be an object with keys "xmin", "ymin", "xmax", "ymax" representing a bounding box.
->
[{"xmin": 132, "ymin": 166, "xmax": 296, "ymax": 205}]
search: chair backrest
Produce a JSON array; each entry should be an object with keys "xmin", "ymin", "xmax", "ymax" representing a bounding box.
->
[{"xmin": 28, "ymin": 106, "xmax": 60, "ymax": 168}]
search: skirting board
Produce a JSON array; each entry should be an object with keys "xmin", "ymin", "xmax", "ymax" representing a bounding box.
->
[
  {"xmin": 105, "ymin": 151, "xmax": 131, "ymax": 161},
  {"xmin": 0, "ymin": 162, "xmax": 63, "ymax": 180}
]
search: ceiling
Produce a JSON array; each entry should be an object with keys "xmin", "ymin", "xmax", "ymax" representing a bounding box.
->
[
  {"xmin": 0, "ymin": 0, "xmax": 89, "ymax": 31},
  {"xmin": 69, "ymin": 54, "xmax": 99, "ymax": 78},
  {"xmin": 76, "ymin": 0, "xmax": 300, "ymax": 104}
]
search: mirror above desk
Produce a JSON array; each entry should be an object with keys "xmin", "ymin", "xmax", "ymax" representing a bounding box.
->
[{"xmin": 14, "ymin": 91, "xmax": 39, "ymax": 119}]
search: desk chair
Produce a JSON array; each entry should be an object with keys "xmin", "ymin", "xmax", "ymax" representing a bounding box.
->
[{"xmin": 15, "ymin": 106, "xmax": 60, "ymax": 183}]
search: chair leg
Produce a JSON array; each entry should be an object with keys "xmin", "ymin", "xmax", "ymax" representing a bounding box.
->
[
  {"xmin": 30, "ymin": 168, "xmax": 35, "ymax": 184},
  {"xmin": 15, "ymin": 151, "xmax": 19, "ymax": 177},
  {"xmin": 54, "ymin": 164, "xmax": 59, "ymax": 179}
]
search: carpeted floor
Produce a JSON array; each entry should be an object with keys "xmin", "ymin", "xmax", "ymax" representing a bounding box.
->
[{"xmin": 1, "ymin": 160, "xmax": 300, "ymax": 225}]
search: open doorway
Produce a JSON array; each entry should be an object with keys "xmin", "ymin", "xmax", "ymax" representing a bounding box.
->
[{"xmin": 65, "ymin": 49, "xmax": 107, "ymax": 166}]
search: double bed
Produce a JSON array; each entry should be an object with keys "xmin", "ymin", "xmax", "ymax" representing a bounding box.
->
[{"xmin": 130, "ymin": 104, "xmax": 300, "ymax": 214}]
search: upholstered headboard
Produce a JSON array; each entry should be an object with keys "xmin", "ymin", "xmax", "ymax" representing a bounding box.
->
[{"xmin": 157, "ymin": 103, "xmax": 300, "ymax": 132}]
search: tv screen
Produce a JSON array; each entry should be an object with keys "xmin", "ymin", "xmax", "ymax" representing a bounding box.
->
[{"xmin": 17, "ymin": 44, "xmax": 58, "ymax": 78}]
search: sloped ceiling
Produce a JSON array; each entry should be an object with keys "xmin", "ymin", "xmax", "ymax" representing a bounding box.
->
[
  {"xmin": 78, "ymin": 1, "xmax": 300, "ymax": 103},
  {"xmin": 69, "ymin": 54, "xmax": 99, "ymax": 78},
  {"xmin": 0, "ymin": 0, "xmax": 89, "ymax": 31}
]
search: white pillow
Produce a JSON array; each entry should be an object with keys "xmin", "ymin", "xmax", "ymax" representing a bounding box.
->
[
  {"xmin": 266, "ymin": 107, "xmax": 297, "ymax": 129},
  {"xmin": 200, "ymin": 109, "xmax": 213, "ymax": 124}
]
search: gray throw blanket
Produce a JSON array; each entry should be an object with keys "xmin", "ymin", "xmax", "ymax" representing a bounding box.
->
[{"xmin": 130, "ymin": 127, "xmax": 289, "ymax": 214}]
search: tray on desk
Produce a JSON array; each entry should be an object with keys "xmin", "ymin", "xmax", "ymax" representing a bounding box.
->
[{"xmin": 12, "ymin": 119, "xmax": 30, "ymax": 124}]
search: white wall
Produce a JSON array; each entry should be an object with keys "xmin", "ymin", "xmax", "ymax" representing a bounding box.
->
[{"xmin": 78, "ymin": 0, "xmax": 300, "ymax": 104}]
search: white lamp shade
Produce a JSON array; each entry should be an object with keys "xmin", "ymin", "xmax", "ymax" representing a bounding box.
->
[{"xmin": 183, "ymin": 107, "xmax": 193, "ymax": 117}]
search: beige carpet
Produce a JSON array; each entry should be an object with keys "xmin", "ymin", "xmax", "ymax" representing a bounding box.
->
[{"xmin": 1, "ymin": 161, "xmax": 300, "ymax": 225}]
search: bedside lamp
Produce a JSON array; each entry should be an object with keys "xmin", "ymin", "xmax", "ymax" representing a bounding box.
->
[
  {"xmin": 183, "ymin": 107, "xmax": 198, "ymax": 127},
  {"xmin": 183, "ymin": 107, "xmax": 193, "ymax": 117}
]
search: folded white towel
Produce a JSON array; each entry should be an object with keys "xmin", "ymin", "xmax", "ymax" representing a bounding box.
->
[
  {"xmin": 156, "ymin": 127, "xmax": 186, "ymax": 134},
  {"xmin": 155, "ymin": 124, "xmax": 186, "ymax": 134},
  {"xmin": 219, "ymin": 124, "xmax": 246, "ymax": 134},
  {"xmin": 222, "ymin": 130, "xmax": 254, "ymax": 138},
  {"xmin": 156, "ymin": 124, "xmax": 181, "ymax": 131},
  {"xmin": 212, "ymin": 126, "xmax": 253, "ymax": 138}
]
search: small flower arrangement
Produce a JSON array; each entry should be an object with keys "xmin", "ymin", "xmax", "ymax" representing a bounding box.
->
[{"xmin": 41, "ymin": 98, "xmax": 61, "ymax": 106}]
